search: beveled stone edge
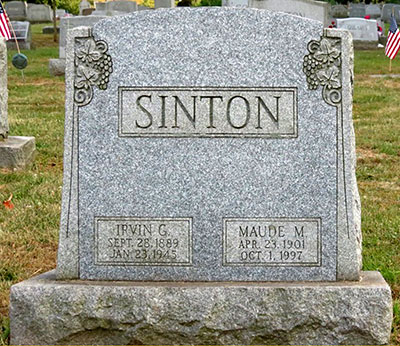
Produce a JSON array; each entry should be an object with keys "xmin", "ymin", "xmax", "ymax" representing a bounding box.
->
[
  {"xmin": 325, "ymin": 28, "xmax": 362, "ymax": 281},
  {"xmin": 57, "ymin": 27, "xmax": 92, "ymax": 280}
]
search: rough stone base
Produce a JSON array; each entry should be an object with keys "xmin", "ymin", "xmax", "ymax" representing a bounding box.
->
[
  {"xmin": 353, "ymin": 40, "xmax": 380, "ymax": 50},
  {"xmin": 48, "ymin": 58, "xmax": 65, "ymax": 76},
  {"xmin": 0, "ymin": 136, "xmax": 35, "ymax": 169},
  {"xmin": 10, "ymin": 271, "xmax": 392, "ymax": 345}
]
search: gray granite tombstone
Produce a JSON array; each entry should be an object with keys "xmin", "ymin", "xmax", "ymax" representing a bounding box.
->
[
  {"xmin": 349, "ymin": 3, "xmax": 366, "ymax": 18},
  {"xmin": 248, "ymin": 0, "xmax": 329, "ymax": 26},
  {"xmin": 336, "ymin": 18, "xmax": 378, "ymax": 49},
  {"xmin": 154, "ymin": 0, "xmax": 175, "ymax": 9},
  {"xmin": 6, "ymin": 21, "xmax": 31, "ymax": 50},
  {"xmin": 382, "ymin": 3, "xmax": 400, "ymax": 23},
  {"xmin": 330, "ymin": 4, "xmax": 348, "ymax": 18},
  {"xmin": 222, "ymin": 0, "xmax": 249, "ymax": 7},
  {"xmin": 79, "ymin": 0, "xmax": 91, "ymax": 15},
  {"xmin": 27, "ymin": 3, "xmax": 53, "ymax": 23},
  {"xmin": 0, "ymin": 38, "xmax": 35, "ymax": 168},
  {"xmin": 106, "ymin": 0, "xmax": 137, "ymax": 13},
  {"xmin": 366, "ymin": 4, "xmax": 381, "ymax": 19},
  {"xmin": 56, "ymin": 9, "xmax": 66, "ymax": 19},
  {"xmin": 4, "ymin": 1, "xmax": 27, "ymax": 21},
  {"xmin": 10, "ymin": 8, "xmax": 392, "ymax": 345}
]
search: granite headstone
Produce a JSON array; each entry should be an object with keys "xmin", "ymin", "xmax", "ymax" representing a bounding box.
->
[
  {"xmin": 248, "ymin": 0, "xmax": 329, "ymax": 26},
  {"xmin": 382, "ymin": 3, "xmax": 400, "ymax": 23},
  {"xmin": 330, "ymin": 4, "xmax": 348, "ymax": 18},
  {"xmin": 336, "ymin": 18, "xmax": 378, "ymax": 42},
  {"xmin": 79, "ymin": 0, "xmax": 91, "ymax": 15},
  {"xmin": 349, "ymin": 3, "xmax": 366, "ymax": 18},
  {"xmin": 4, "ymin": 1, "xmax": 27, "ymax": 21},
  {"xmin": 365, "ymin": 4, "xmax": 381, "ymax": 19},
  {"xmin": 9, "ymin": 8, "xmax": 393, "ymax": 345},
  {"xmin": 27, "ymin": 3, "xmax": 53, "ymax": 23},
  {"xmin": 155, "ymin": 0, "xmax": 175, "ymax": 9},
  {"xmin": 6, "ymin": 21, "xmax": 32, "ymax": 50},
  {"xmin": 56, "ymin": 7, "xmax": 362, "ymax": 282},
  {"xmin": 222, "ymin": 0, "xmax": 249, "ymax": 7}
]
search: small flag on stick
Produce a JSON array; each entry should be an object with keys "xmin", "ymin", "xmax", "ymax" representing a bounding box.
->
[
  {"xmin": 0, "ymin": 2, "xmax": 11, "ymax": 41},
  {"xmin": 385, "ymin": 15, "xmax": 400, "ymax": 60}
]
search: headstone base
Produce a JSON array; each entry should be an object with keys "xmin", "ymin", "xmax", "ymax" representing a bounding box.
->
[
  {"xmin": 49, "ymin": 58, "xmax": 66, "ymax": 76},
  {"xmin": 0, "ymin": 136, "xmax": 35, "ymax": 169},
  {"xmin": 10, "ymin": 271, "xmax": 392, "ymax": 345},
  {"xmin": 353, "ymin": 40, "xmax": 380, "ymax": 50},
  {"xmin": 6, "ymin": 41, "xmax": 31, "ymax": 51}
]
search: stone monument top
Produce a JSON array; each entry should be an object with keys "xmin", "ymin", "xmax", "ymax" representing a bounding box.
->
[{"xmin": 57, "ymin": 8, "xmax": 361, "ymax": 282}]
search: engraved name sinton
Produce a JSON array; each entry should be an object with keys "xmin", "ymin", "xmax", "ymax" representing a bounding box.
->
[
  {"xmin": 95, "ymin": 217, "xmax": 192, "ymax": 266},
  {"xmin": 119, "ymin": 87, "xmax": 297, "ymax": 137},
  {"xmin": 223, "ymin": 218, "xmax": 321, "ymax": 266}
]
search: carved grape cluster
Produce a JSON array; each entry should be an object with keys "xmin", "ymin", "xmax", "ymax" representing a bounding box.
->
[
  {"xmin": 303, "ymin": 55, "xmax": 322, "ymax": 90},
  {"xmin": 74, "ymin": 38, "xmax": 113, "ymax": 106},
  {"xmin": 303, "ymin": 37, "xmax": 342, "ymax": 106},
  {"xmin": 92, "ymin": 54, "xmax": 113, "ymax": 90}
]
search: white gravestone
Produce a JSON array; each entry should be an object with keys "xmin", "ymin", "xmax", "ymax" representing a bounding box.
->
[
  {"xmin": 337, "ymin": 18, "xmax": 378, "ymax": 42},
  {"xmin": 248, "ymin": 0, "xmax": 329, "ymax": 27}
]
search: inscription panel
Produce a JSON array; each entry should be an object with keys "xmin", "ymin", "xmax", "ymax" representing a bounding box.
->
[
  {"xmin": 223, "ymin": 218, "xmax": 321, "ymax": 266},
  {"xmin": 118, "ymin": 87, "xmax": 297, "ymax": 137},
  {"xmin": 95, "ymin": 217, "xmax": 192, "ymax": 265}
]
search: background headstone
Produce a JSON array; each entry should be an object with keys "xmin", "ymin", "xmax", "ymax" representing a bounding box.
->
[
  {"xmin": 42, "ymin": 26, "xmax": 59, "ymax": 34},
  {"xmin": 82, "ymin": 8, "xmax": 95, "ymax": 16},
  {"xmin": 365, "ymin": 4, "xmax": 381, "ymax": 19},
  {"xmin": 55, "ymin": 9, "xmax": 66, "ymax": 19},
  {"xmin": 79, "ymin": 0, "xmax": 91, "ymax": 15},
  {"xmin": 330, "ymin": 4, "xmax": 348, "ymax": 18},
  {"xmin": 382, "ymin": 3, "xmax": 400, "ymax": 23},
  {"xmin": 27, "ymin": 4, "xmax": 53, "ymax": 23},
  {"xmin": 337, "ymin": 18, "xmax": 378, "ymax": 42},
  {"xmin": 4, "ymin": 1, "xmax": 27, "ymax": 21},
  {"xmin": 106, "ymin": 0, "xmax": 138, "ymax": 14},
  {"xmin": 154, "ymin": 0, "xmax": 175, "ymax": 9},
  {"xmin": 0, "ymin": 38, "xmax": 8, "ymax": 140},
  {"xmin": 221, "ymin": 0, "xmax": 248, "ymax": 7},
  {"xmin": 248, "ymin": 0, "xmax": 329, "ymax": 27},
  {"xmin": 349, "ymin": 3, "xmax": 366, "ymax": 18},
  {"xmin": 6, "ymin": 21, "xmax": 32, "ymax": 50}
]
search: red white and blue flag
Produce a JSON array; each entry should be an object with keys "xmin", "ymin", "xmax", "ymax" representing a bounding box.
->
[
  {"xmin": 0, "ymin": 2, "xmax": 11, "ymax": 41},
  {"xmin": 385, "ymin": 15, "xmax": 400, "ymax": 60}
]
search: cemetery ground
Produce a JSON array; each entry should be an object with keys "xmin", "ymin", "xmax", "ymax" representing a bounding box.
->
[{"xmin": 0, "ymin": 23, "xmax": 398, "ymax": 345}]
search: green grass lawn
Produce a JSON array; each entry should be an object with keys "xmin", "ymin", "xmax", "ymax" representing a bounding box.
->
[{"xmin": 0, "ymin": 24, "xmax": 399, "ymax": 345}]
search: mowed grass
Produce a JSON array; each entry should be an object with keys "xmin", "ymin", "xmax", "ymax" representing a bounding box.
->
[{"xmin": 0, "ymin": 24, "xmax": 399, "ymax": 345}]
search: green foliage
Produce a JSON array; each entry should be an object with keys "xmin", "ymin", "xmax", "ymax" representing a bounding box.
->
[
  {"xmin": 199, "ymin": 0, "xmax": 221, "ymax": 6},
  {"xmin": 57, "ymin": 0, "xmax": 80, "ymax": 15}
]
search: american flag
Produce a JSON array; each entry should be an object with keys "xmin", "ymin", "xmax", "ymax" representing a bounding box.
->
[
  {"xmin": 0, "ymin": 2, "xmax": 11, "ymax": 41},
  {"xmin": 385, "ymin": 15, "xmax": 400, "ymax": 60}
]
